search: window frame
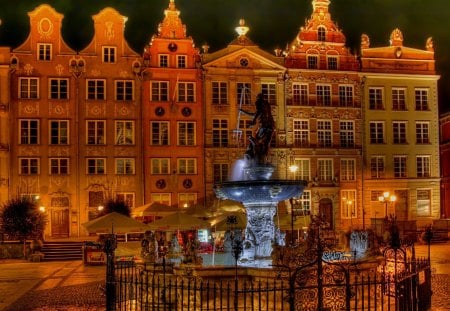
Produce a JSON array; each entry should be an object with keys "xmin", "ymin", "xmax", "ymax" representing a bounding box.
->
[
  {"xmin": 292, "ymin": 83, "xmax": 309, "ymax": 105},
  {"xmin": 392, "ymin": 88, "xmax": 407, "ymax": 111},
  {"xmin": 212, "ymin": 81, "xmax": 228, "ymax": 105},
  {"xmin": 86, "ymin": 158, "xmax": 106, "ymax": 175},
  {"xmin": 38, "ymin": 43, "xmax": 52, "ymax": 61},
  {"xmin": 177, "ymin": 158, "xmax": 197, "ymax": 174},
  {"xmin": 369, "ymin": 87, "xmax": 384, "ymax": 110},
  {"xmin": 177, "ymin": 81, "xmax": 196, "ymax": 103},
  {"xmin": 115, "ymin": 80, "xmax": 134, "ymax": 101},
  {"xmin": 369, "ymin": 121, "xmax": 385, "ymax": 144},
  {"xmin": 86, "ymin": 79, "xmax": 106, "ymax": 100},
  {"xmin": 102, "ymin": 46, "xmax": 116, "ymax": 63},
  {"xmin": 318, "ymin": 158, "xmax": 333, "ymax": 181},
  {"xmin": 212, "ymin": 119, "xmax": 229, "ymax": 147},
  {"xmin": 177, "ymin": 55, "xmax": 187, "ymax": 68},
  {"xmin": 151, "ymin": 158, "xmax": 170, "ymax": 175},
  {"xmin": 158, "ymin": 54, "xmax": 169, "ymax": 68},
  {"xmin": 415, "ymin": 88, "xmax": 429, "ymax": 111},
  {"xmin": 338, "ymin": 85, "xmax": 353, "ymax": 107},
  {"xmin": 307, "ymin": 55, "xmax": 318, "ymax": 69},
  {"xmin": 19, "ymin": 119, "xmax": 39, "ymax": 145},
  {"xmin": 261, "ymin": 83, "xmax": 276, "ymax": 105},
  {"xmin": 416, "ymin": 121, "xmax": 430, "ymax": 144},
  {"xmin": 115, "ymin": 158, "xmax": 136, "ymax": 175},
  {"xmin": 151, "ymin": 193, "xmax": 171, "ymax": 206},
  {"xmin": 49, "ymin": 120, "xmax": 69, "ymax": 145},
  {"xmin": 370, "ymin": 156, "xmax": 385, "ymax": 179},
  {"xmin": 19, "ymin": 77, "xmax": 39, "ymax": 99},
  {"xmin": 292, "ymin": 158, "xmax": 310, "ymax": 181},
  {"xmin": 340, "ymin": 158, "xmax": 356, "ymax": 181},
  {"xmin": 19, "ymin": 158, "xmax": 40, "ymax": 175},
  {"xmin": 151, "ymin": 81, "xmax": 169, "ymax": 102},
  {"xmin": 394, "ymin": 155, "xmax": 407, "ymax": 178},
  {"xmin": 341, "ymin": 190, "xmax": 357, "ymax": 219},
  {"xmin": 317, "ymin": 120, "xmax": 332, "ymax": 147},
  {"xmin": 316, "ymin": 84, "xmax": 331, "ymax": 106},
  {"xmin": 416, "ymin": 155, "xmax": 431, "ymax": 178},
  {"xmin": 393, "ymin": 121, "xmax": 407, "ymax": 144},
  {"xmin": 177, "ymin": 121, "xmax": 196, "ymax": 146},
  {"xmin": 49, "ymin": 78, "xmax": 69, "ymax": 100},
  {"xmin": 327, "ymin": 56, "xmax": 338, "ymax": 70},
  {"xmin": 114, "ymin": 120, "xmax": 135, "ymax": 145},
  {"xmin": 49, "ymin": 157, "xmax": 69, "ymax": 175},
  {"xmin": 339, "ymin": 121, "xmax": 354, "ymax": 148},
  {"xmin": 150, "ymin": 121, "xmax": 169, "ymax": 146},
  {"xmin": 86, "ymin": 120, "xmax": 106, "ymax": 145}
]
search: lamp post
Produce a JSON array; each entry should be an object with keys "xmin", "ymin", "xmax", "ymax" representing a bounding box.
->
[
  {"xmin": 289, "ymin": 164, "xmax": 299, "ymax": 245},
  {"xmin": 378, "ymin": 191, "xmax": 397, "ymax": 220}
]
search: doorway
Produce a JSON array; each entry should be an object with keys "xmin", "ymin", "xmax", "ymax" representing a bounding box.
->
[
  {"xmin": 51, "ymin": 209, "xmax": 69, "ymax": 238},
  {"xmin": 319, "ymin": 198, "xmax": 333, "ymax": 229}
]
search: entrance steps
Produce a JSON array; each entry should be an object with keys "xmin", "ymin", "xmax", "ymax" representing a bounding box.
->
[{"xmin": 41, "ymin": 241, "xmax": 83, "ymax": 261}]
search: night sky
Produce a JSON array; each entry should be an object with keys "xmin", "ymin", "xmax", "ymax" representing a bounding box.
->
[{"xmin": 0, "ymin": 0, "xmax": 449, "ymax": 111}]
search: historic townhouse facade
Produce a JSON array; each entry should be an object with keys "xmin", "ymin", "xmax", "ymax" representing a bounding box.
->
[
  {"xmin": 0, "ymin": 47, "xmax": 10, "ymax": 205},
  {"xmin": 440, "ymin": 113, "xmax": 450, "ymax": 219},
  {"xmin": 360, "ymin": 29, "xmax": 440, "ymax": 228},
  {"xmin": 139, "ymin": 0, "xmax": 204, "ymax": 208}
]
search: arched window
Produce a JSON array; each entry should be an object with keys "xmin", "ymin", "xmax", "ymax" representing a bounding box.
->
[{"xmin": 318, "ymin": 26, "xmax": 326, "ymax": 41}]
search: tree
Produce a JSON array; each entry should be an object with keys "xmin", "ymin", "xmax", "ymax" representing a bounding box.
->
[
  {"xmin": 100, "ymin": 198, "xmax": 131, "ymax": 217},
  {"xmin": 0, "ymin": 196, "xmax": 47, "ymax": 256}
]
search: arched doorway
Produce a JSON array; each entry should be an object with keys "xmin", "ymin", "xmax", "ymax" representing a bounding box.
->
[{"xmin": 319, "ymin": 198, "xmax": 333, "ymax": 229}]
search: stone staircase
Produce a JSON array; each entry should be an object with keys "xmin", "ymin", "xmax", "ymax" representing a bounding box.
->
[{"xmin": 41, "ymin": 241, "xmax": 83, "ymax": 261}]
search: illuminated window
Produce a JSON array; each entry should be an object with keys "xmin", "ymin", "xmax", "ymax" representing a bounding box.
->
[
  {"xmin": 19, "ymin": 77, "xmax": 39, "ymax": 99},
  {"xmin": 20, "ymin": 119, "xmax": 39, "ymax": 144},
  {"xmin": 394, "ymin": 156, "xmax": 407, "ymax": 178},
  {"xmin": 339, "ymin": 121, "xmax": 354, "ymax": 148},
  {"xmin": 150, "ymin": 121, "xmax": 169, "ymax": 146},
  {"xmin": 237, "ymin": 82, "xmax": 251, "ymax": 105},
  {"xmin": 261, "ymin": 83, "xmax": 276, "ymax": 105},
  {"xmin": 116, "ymin": 192, "xmax": 134, "ymax": 208},
  {"xmin": 293, "ymin": 119, "xmax": 309, "ymax": 147},
  {"xmin": 102, "ymin": 46, "xmax": 116, "ymax": 63},
  {"xmin": 370, "ymin": 156, "xmax": 384, "ymax": 179},
  {"xmin": 115, "ymin": 80, "xmax": 134, "ymax": 101},
  {"xmin": 318, "ymin": 26, "xmax": 326, "ymax": 41},
  {"xmin": 50, "ymin": 158, "xmax": 69, "ymax": 175},
  {"xmin": 307, "ymin": 55, "xmax": 318, "ymax": 69},
  {"xmin": 416, "ymin": 155, "xmax": 430, "ymax": 177},
  {"xmin": 213, "ymin": 119, "xmax": 228, "ymax": 147},
  {"xmin": 369, "ymin": 122, "xmax": 384, "ymax": 144},
  {"xmin": 86, "ymin": 120, "xmax": 105, "ymax": 145},
  {"xmin": 158, "ymin": 54, "xmax": 169, "ymax": 67},
  {"xmin": 177, "ymin": 121, "xmax": 196, "ymax": 146},
  {"xmin": 369, "ymin": 87, "xmax": 384, "ymax": 110},
  {"xmin": 177, "ymin": 55, "xmax": 187, "ymax": 68},
  {"xmin": 327, "ymin": 56, "xmax": 338, "ymax": 70},
  {"xmin": 318, "ymin": 159, "xmax": 333, "ymax": 181},
  {"xmin": 416, "ymin": 122, "xmax": 430, "ymax": 144},
  {"xmin": 115, "ymin": 158, "xmax": 135, "ymax": 175},
  {"xmin": 86, "ymin": 79, "xmax": 105, "ymax": 100},
  {"xmin": 393, "ymin": 121, "xmax": 407, "ymax": 144},
  {"xmin": 292, "ymin": 158, "xmax": 310, "ymax": 181},
  {"xmin": 151, "ymin": 81, "xmax": 169, "ymax": 101},
  {"xmin": 316, "ymin": 85, "xmax": 331, "ymax": 106},
  {"xmin": 341, "ymin": 190, "xmax": 356, "ymax": 219},
  {"xmin": 340, "ymin": 159, "xmax": 356, "ymax": 181},
  {"xmin": 87, "ymin": 158, "xmax": 105, "ymax": 175},
  {"xmin": 50, "ymin": 120, "xmax": 69, "ymax": 145},
  {"xmin": 317, "ymin": 120, "xmax": 332, "ymax": 147},
  {"xmin": 177, "ymin": 158, "xmax": 197, "ymax": 174},
  {"xmin": 212, "ymin": 81, "xmax": 228, "ymax": 104},
  {"xmin": 415, "ymin": 88, "xmax": 429, "ymax": 111},
  {"xmin": 20, "ymin": 158, "xmax": 39, "ymax": 175},
  {"xmin": 292, "ymin": 84, "xmax": 308, "ymax": 105},
  {"xmin": 49, "ymin": 78, "xmax": 68, "ymax": 99},
  {"xmin": 213, "ymin": 163, "xmax": 229, "ymax": 182},
  {"xmin": 177, "ymin": 82, "xmax": 195, "ymax": 102},
  {"xmin": 392, "ymin": 88, "xmax": 406, "ymax": 110},
  {"xmin": 115, "ymin": 120, "xmax": 134, "ymax": 145},
  {"xmin": 178, "ymin": 193, "xmax": 197, "ymax": 208},
  {"xmin": 151, "ymin": 158, "xmax": 170, "ymax": 174},
  {"xmin": 416, "ymin": 189, "xmax": 431, "ymax": 216},
  {"xmin": 38, "ymin": 43, "xmax": 51, "ymax": 61},
  {"xmin": 339, "ymin": 85, "xmax": 353, "ymax": 106},
  {"xmin": 151, "ymin": 193, "xmax": 171, "ymax": 206}
]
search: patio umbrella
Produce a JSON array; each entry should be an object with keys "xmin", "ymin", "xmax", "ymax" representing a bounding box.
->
[
  {"xmin": 131, "ymin": 202, "xmax": 179, "ymax": 217},
  {"xmin": 210, "ymin": 212, "xmax": 247, "ymax": 231},
  {"xmin": 82, "ymin": 212, "xmax": 149, "ymax": 234},
  {"xmin": 146, "ymin": 212, "xmax": 211, "ymax": 231},
  {"xmin": 184, "ymin": 204, "xmax": 215, "ymax": 218}
]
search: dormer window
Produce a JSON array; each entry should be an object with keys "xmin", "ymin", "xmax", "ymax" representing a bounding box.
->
[
  {"xmin": 38, "ymin": 43, "xmax": 51, "ymax": 61},
  {"xmin": 102, "ymin": 46, "xmax": 116, "ymax": 63},
  {"xmin": 318, "ymin": 26, "xmax": 326, "ymax": 41}
]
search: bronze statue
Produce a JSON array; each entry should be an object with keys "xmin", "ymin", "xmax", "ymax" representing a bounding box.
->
[{"xmin": 240, "ymin": 93, "xmax": 275, "ymax": 165}]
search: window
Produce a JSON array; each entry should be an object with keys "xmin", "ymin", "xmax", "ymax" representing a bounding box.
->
[
  {"xmin": 341, "ymin": 159, "xmax": 356, "ymax": 181},
  {"xmin": 178, "ymin": 193, "xmax": 197, "ymax": 208},
  {"xmin": 293, "ymin": 120, "xmax": 309, "ymax": 147},
  {"xmin": 369, "ymin": 122, "xmax": 384, "ymax": 144},
  {"xmin": 49, "ymin": 78, "xmax": 68, "ymax": 99},
  {"xmin": 340, "ymin": 121, "xmax": 354, "ymax": 148},
  {"xmin": 394, "ymin": 156, "xmax": 407, "ymax": 178},
  {"xmin": 150, "ymin": 121, "xmax": 169, "ymax": 146},
  {"xmin": 339, "ymin": 85, "xmax": 353, "ymax": 106},
  {"xmin": 177, "ymin": 55, "xmax": 187, "ymax": 68},
  {"xmin": 88, "ymin": 191, "xmax": 104, "ymax": 208},
  {"xmin": 212, "ymin": 119, "xmax": 228, "ymax": 147},
  {"xmin": 212, "ymin": 81, "xmax": 228, "ymax": 105},
  {"xmin": 318, "ymin": 159, "xmax": 333, "ymax": 181},
  {"xmin": 307, "ymin": 55, "xmax": 318, "ymax": 69},
  {"xmin": 178, "ymin": 122, "xmax": 196, "ymax": 146},
  {"xmin": 177, "ymin": 82, "xmax": 195, "ymax": 102},
  {"xmin": 392, "ymin": 88, "xmax": 406, "ymax": 110},
  {"xmin": 370, "ymin": 156, "xmax": 385, "ymax": 179},
  {"xmin": 237, "ymin": 83, "xmax": 251, "ymax": 106},
  {"xmin": 115, "ymin": 80, "xmax": 134, "ymax": 101},
  {"xmin": 151, "ymin": 81, "xmax": 169, "ymax": 101},
  {"xmin": 20, "ymin": 119, "xmax": 39, "ymax": 144},
  {"xmin": 317, "ymin": 120, "xmax": 332, "ymax": 147},
  {"xmin": 292, "ymin": 159, "xmax": 310, "ymax": 181},
  {"xmin": 151, "ymin": 193, "xmax": 171, "ymax": 206},
  {"xmin": 318, "ymin": 26, "xmax": 326, "ymax": 41},
  {"xmin": 102, "ymin": 46, "xmax": 116, "ymax": 63},
  {"xmin": 50, "ymin": 120, "xmax": 69, "ymax": 145},
  {"xmin": 116, "ymin": 192, "xmax": 134, "ymax": 208},
  {"xmin": 50, "ymin": 158, "xmax": 69, "ymax": 175},
  {"xmin": 416, "ymin": 189, "xmax": 431, "ymax": 216},
  {"xmin": 159, "ymin": 54, "xmax": 169, "ymax": 67},
  {"xmin": 369, "ymin": 87, "xmax": 384, "ymax": 110},
  {"xmin": 239, "ymin": 119, "xmax": 253, "ymax": 146},
  {"xmin": 178, "ymin": 158, "xmax": 197, "ymax": 174},
  {"xmin": 393, "ymin": 121, "xmax": 407, "ymax": 144},
  {"xmin": 213, "ymin": 163, "xmax": 229, "ymax": 182},
  {"xmin": 19, "ymin": 77, "xmax": 39, "ymax": 99},
  {"xmin": 115, "ymin": 158, "xmax": 135, "ymax": 175},
  {"xmin": 297, "ymin": 191, "xmax": 311, "ymax": 215},
  {"xmin": 416, "ymin": 122, "xmax": 430, "ymax": 144},
  {"xmin": 415, "ymin": 89, "xmax": 429, "ymax": 111},
  {"xmin": 151, "ymin": 158, "xmax": 170, "ymax": 174},
  {"xmin": 38, "ymin": 43, "xmax": 51, "ymax": 61},
  {"xmin": 86, "ymin": 120, "xmax": 105, "ymax": 145},
  {"xmin": 327, "ymin": 56, "xmax": 338, "ymax": 70},
  {"xmin": 115, "ymin": 121, "xmax": 134, "ymax": 145},
  {"xmin": 87, "ymin": 158, "xmax": 105, "ymax": 174},
  {"xmin": 341, "ymin": 190, "xmax": 356, "ymax": 219},
  {"xmin": 261, "ymin": 83, "xmax": 276, "ymax": 105},
  {"xmin": 20, "ymin": 158, "xmax": 39, "ymax": 175},
  {"xmin": 292, "ymin": 84, "xmax": 308, "ymax": 105},
  {"xmin": 87, "ymin": 79, "xmax": 105, "ymax": 100},
  {"xmin": 416, "ymin": 155, "xmax": 430, "ymax": 177},
  {"xmin": 316, "ymin": 85, "xmax": 331, "ymax": 106}
]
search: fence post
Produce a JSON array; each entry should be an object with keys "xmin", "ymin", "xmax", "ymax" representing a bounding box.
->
[{"xmin": 103, "ymin": 234, "xmax": 117, "ymax": 311}]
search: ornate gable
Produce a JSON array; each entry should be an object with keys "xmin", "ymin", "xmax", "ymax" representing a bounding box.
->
[{"xmin": 157, "ymin": 0, "xmax": 187, "ymax": 39}]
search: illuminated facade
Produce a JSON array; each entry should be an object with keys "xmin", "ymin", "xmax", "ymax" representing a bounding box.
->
[
  {"xmin": 0, "ymin": 47, "xmax": 9, "ymax": 204},
  {"xmin": 440, "ymin": 113, "xmax": 450, "ymax": 219}
]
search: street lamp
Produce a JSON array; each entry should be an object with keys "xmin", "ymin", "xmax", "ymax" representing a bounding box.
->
[
  {"xmin": 289, "ymin": 164, "xmax": 299, "ymax": 245},
  {"xmin": 378, "ymin": 191, "xmax": 396, "ymax": 219}
]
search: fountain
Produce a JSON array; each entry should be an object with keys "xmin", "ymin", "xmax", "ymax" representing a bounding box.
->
[{"xmin": 214, "ymin": 93, "xmax": 307, "ymax": 267}]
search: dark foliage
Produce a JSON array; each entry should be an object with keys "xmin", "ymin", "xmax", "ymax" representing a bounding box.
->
[{"xmin": 100, "ymin": 198, "xmax": 131, "ymax": 217}]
